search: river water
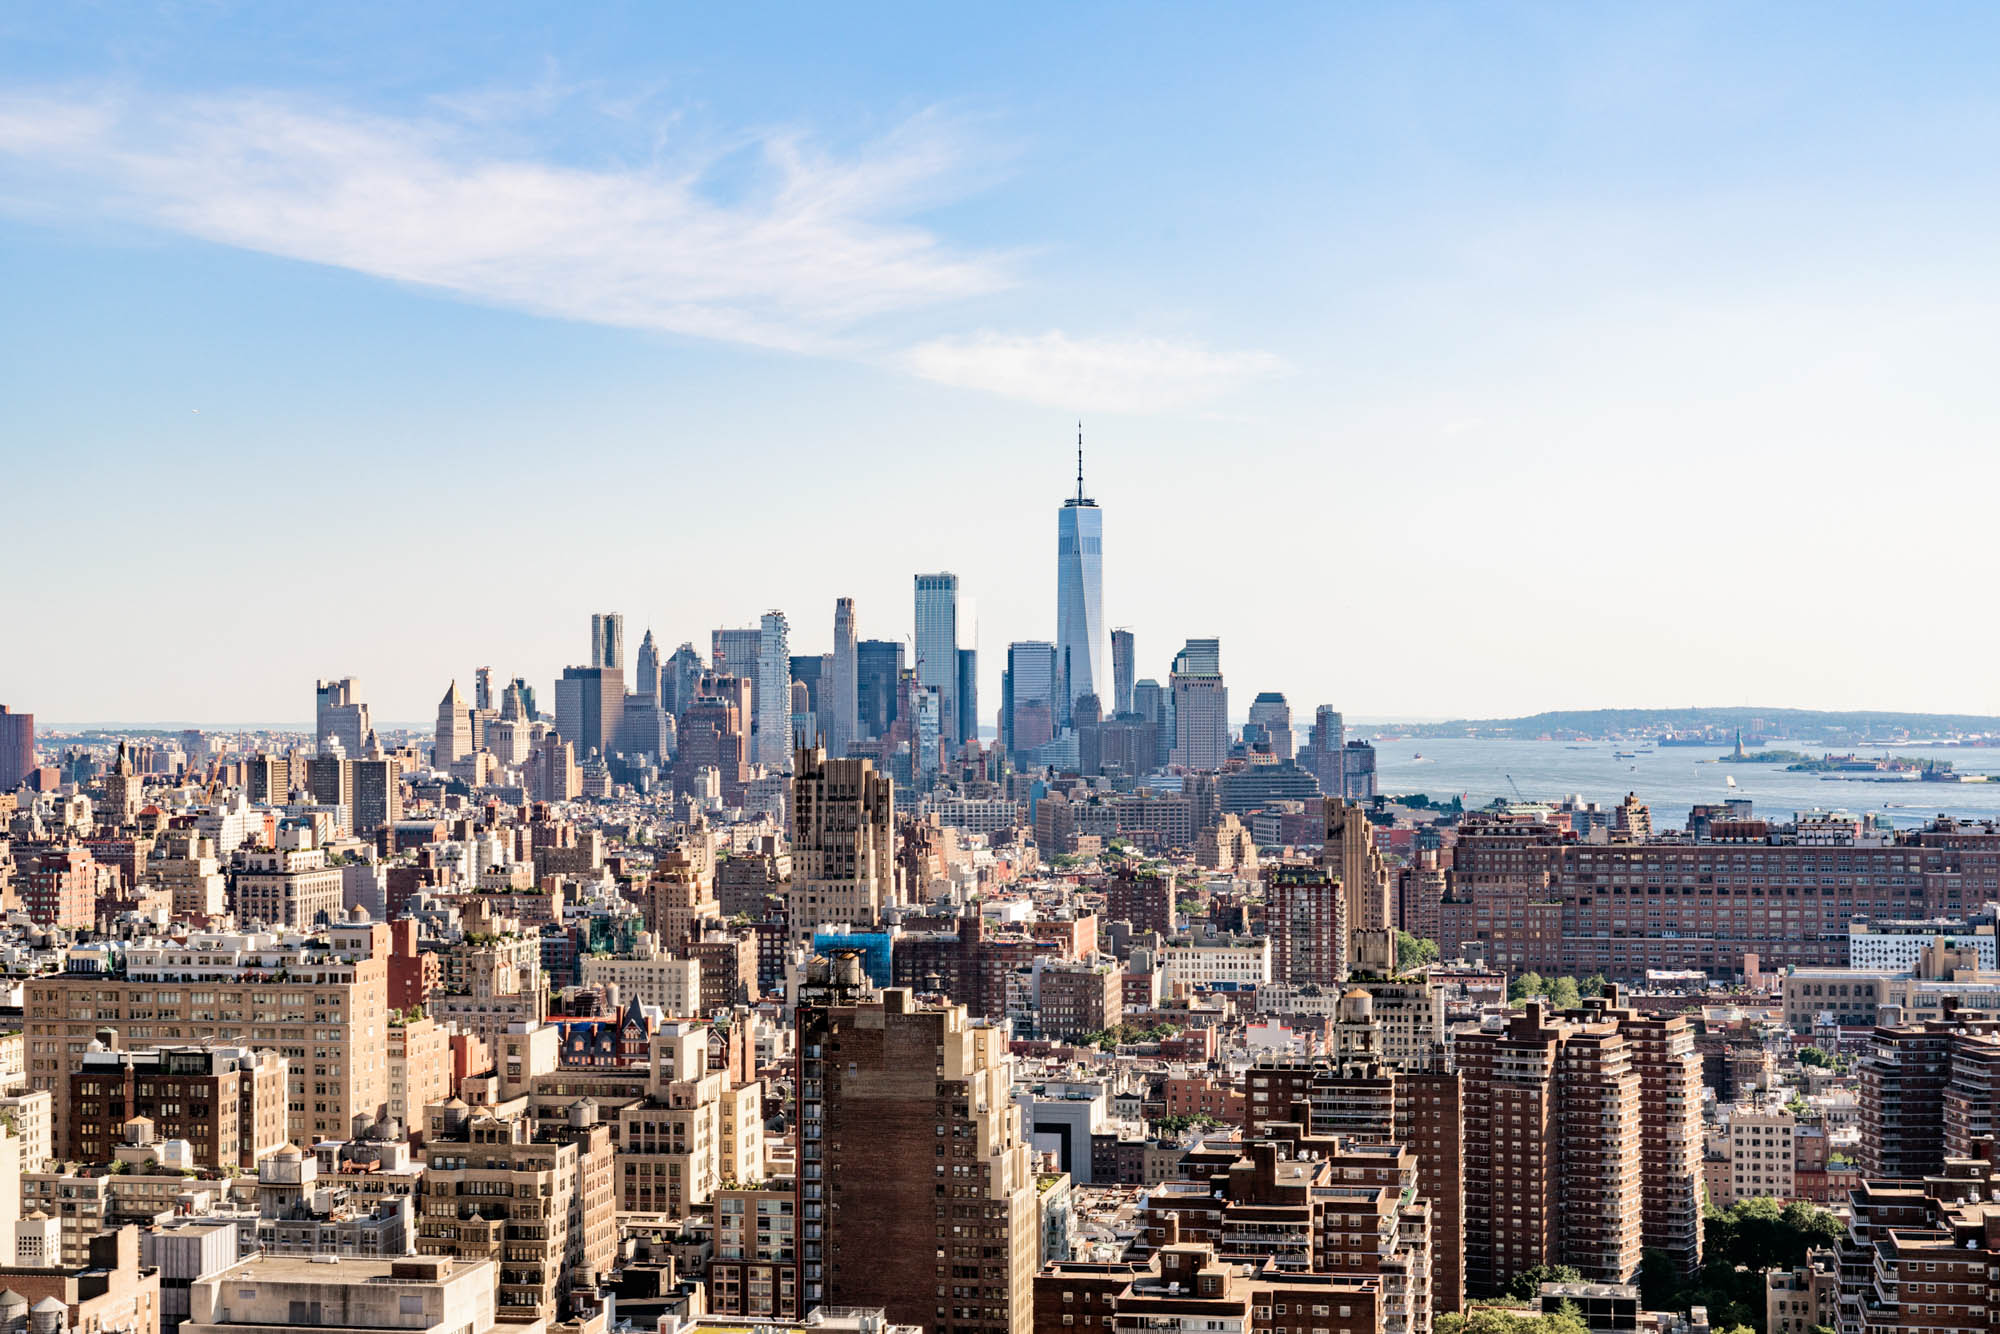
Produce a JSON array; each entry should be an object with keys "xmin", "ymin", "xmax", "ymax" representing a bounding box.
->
[{"xmin": 1369, "ymin": 737, "xmax": 2000, "ymax": 831}]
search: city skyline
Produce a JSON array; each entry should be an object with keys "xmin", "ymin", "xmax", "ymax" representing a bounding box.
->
[{"xmin": 13, "ymin": 6, "xmax": 2000, "ymax": 722}]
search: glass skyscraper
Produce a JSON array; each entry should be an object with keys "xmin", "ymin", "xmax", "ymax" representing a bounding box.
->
[
  {"xmin": 913, "ymin": 572, "xmax": 960, "ymax": 745},
  {"xmin": 1057, "ymin": 436, "xmax": 1104, "ymax": 718}
]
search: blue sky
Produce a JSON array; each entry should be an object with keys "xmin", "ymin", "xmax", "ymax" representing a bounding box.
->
[{"xmin": 7, "ymin": 4, "xmax": 2000, "ymax": 726}]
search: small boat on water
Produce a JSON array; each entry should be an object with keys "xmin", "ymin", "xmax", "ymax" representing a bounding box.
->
[{"xmin": 1613, "ymin": 750, "xmax": 1637, "ymax": 759}]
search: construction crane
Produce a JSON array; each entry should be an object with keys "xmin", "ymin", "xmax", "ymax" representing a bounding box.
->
[{"xmin": 1505, "ymin": 773, "xmax": 1525, "ymax": 801}]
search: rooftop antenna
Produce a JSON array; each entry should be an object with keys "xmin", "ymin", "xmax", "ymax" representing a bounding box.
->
[{"xmin": 1076, "ymin": 420, "xmax": 1086, "ymax": 503}]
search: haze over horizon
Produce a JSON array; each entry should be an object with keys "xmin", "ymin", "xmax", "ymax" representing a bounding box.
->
[{"xmin": 10, "ymin": 5, "xmax": 2000, "ymax": 724}]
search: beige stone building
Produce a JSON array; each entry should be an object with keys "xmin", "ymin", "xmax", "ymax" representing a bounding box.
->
[{"xmin": 24, "ymin": 924, "xmax": 390, "ymax": 1149}]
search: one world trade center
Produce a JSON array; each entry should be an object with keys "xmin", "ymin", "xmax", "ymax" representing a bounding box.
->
[{"xmin": 1056, "ymin": 426, "xmax": 1104, "ymax": 722}]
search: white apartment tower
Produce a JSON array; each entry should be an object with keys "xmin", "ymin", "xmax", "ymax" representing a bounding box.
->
[{"xmin": 754, "ymin": 610, "xmax": 793, "ymax": 770}]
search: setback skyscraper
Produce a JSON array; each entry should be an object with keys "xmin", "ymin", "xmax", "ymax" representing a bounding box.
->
[
  {"xmin": 314, "ymin": 678, "xmax": 369, "ymax": 756},
  {"xmin": 1169, "ymin": 638, "xmax": 1228, "ymax": 771},
  {"xmin": 829, "ymin": 597, "xmax": 858, "ymax": 758},
  {"xmin": 1056, "ymin": 430, "xmax": 1105, "ymax": 718}
]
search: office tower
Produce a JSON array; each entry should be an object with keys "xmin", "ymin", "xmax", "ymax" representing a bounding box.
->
[
  {"xmin": 1344, "ymin": 739, "xmax": 1379, "ymax": 800},
  {"xmin": 473, "ymin": 666, "xmax": 493, "ymax": 713},
  {"xmin": 0, "ymin": 704, "xmax": 32, "ymax": 791},
  {"xmin": 854, "ymin": 640, "xmax": 904, "ymax": 740},
  {"xmin": 303, "ymin": 752, "xmax": 354, "ymax": 830},
  {"xmin": 590, "ymin": 612, "xmax": 625, "ymax": 670},
  {"xmin": 1132, "ymin": 678, "xmax": 1169, "ymax": 767},
  {"xmin": 675, "ymin": 674, "xmax": 751, "ymax": 805},
  {"xmin": 1169, "ymin": 639, "xmax": 1228, "ymax": 772},
  {"xmin": 1109, "ymin": 629, "xmax": 1135, "ymax": 717},
  {"xmin": 793, "ymin": 967, "xmax": 1037, "ymax": 1334},
  {"xmin": 1302, "ymin": 706, "xmax": 1347, "ymax": 797},
  {"xmin": 501, "ymin": 676, "xmax": 537, "ymax": 722},
  {"xmin": 1266, "ymin": 864, "xmax": 1348, "ymax": 985},
  {"xmin": 1247, "ymin": 691, "xmax": 1294, "ymax": 760},
  {"xmin": 1457, "ymin": 1001, "xmax": 1644, "ymax": 1295},
  {"xmin": 788, "ymin": 743, "xmax": 894, "ymax": 938},
  {"xmin": 555, "ymin": 665, "xmax": 625, "ymax": 759},
  {"xmin": 790, "ymin": 680, "xmax": 818, "ymax": 750},
  {"xmin": 914, "ymin": 573, "xmax": 960, "ymax": 746},
  {"xmin": 1327, "ymin": 799, "xmax": 1391, "ymax": 934},
  {"xmin": 313, "ymin": 678, "xmax": 370, "ymax": 756},
  {"xmin": 955, "ymin": 646, "xmax": 978, "ymax": 747},
  {"xmin": 711, "ymin": 625, "xmax": 761, "ymax": 679},
  {"xmin": 635, "ymin": 630, "xmax": 662, "ymax": 701},
  {"xmin": 1002, "ymin": 641, "xmax": 1059, "ymax": 758},
  {"xmin": 829, "ymin": 598, "xmax": 858, "ymax": 758},
  {"xmin": 350, "ymin": 744, "xmax": 402, "ymax": 835},
  {"xmin": 663, "ymin": 642, "xmax": 705, "ymax": 716},
  {"xmin": 754, "ymin": 611, "xmax": 792, "ymax": 770},
  {"xmin": 434, "ymin": 680, "xmax": 471, "ymax": 770},
  {"xmin": 1056, "ymin": 431, "xmax": 1105, "ymax": 717}
]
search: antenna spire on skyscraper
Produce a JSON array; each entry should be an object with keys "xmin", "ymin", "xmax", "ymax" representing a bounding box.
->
[{"xmin": 1076, "ymin": 420, "xmax": 1085, "ymax": 502}]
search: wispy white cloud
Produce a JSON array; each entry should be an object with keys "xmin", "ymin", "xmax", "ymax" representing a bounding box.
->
[
  {"xmin": 904, "ymin": 329, "xmax": 1286, "ymax": 412},
  {"xmin": 0, "ymin": 84, "xmax": 1281, "ymax": 409},
  {"xmin": 0, "ymin": 86, "xmax": 1007, "ymax": 351}
]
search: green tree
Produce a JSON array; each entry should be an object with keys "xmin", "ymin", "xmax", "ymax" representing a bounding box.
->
[
  {"xmin": 1797, "ymin": 1045, "xmax": 1833, "ymax": 1068},
  {"xmin": 1505, "ymin": 1265, "xmax": 1584, "ymax": 1302},
  {"xmin": 1547, "ymin": 976, "xmax": 1582, "ymax": 1010},
  {"xmin": 1579, "ymin": 973, "xmax": 1608, "ymax": 998},
  {"xmin": 1437, "ymin": 1303, "xmax": 1589, "ymax": 1334},
  {"xmin": 1509, "ymin": 971, "xmax": 1546, "ymax": 1003},
  {"xmin": 1397, "ymin": 932, "xmax": 1441, "ymax": 972}
]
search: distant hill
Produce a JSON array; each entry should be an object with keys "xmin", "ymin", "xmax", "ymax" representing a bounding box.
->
[{"xmin": 1366, "ymin": 706, "xmax": 2000, "ymax": 742}]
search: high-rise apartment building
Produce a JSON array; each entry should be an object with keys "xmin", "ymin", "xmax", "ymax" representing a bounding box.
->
[
  {"xmin": 1109, "ymin": 629, "xmax": 1135, "ymax": 717},
  {"xmin": 914, "ymin": 573, "xmax": 960, "ymax": 747},
  {"xmin": 590, "ymin": 612, "xmax": 625, "ymax": 671},
  {"xmin": 794, "ymin": 966, "xmax": 1037, "ymax": 1334},
  {"xmin": 1055, "ymin": 438, "xmax": 1105, "ymax": 718},
  {"xmin": 0, "ymin": 704, "xmax": 35, "ymax": 792},
  {"xmin": 314, "ymin": 679, "xmax": 369, "ymax": 756},
  {"xmin": 788, "ymin": 744, "xmax": 894, "ymax": 939},
  {"xmin": 1456, "ymin": 1001, "xmax": 1644, "ymax": 1296},
  {"xmin": 755, "ymin": 611, "xmax": 793, "ymax": 770},
  {"xmin": 25, "ymin": 922, "xmax": 391, "ymax": 1150},
  {"xmin": 829, "ymin": 598, "xmax": 859, "ymax": 758},
  {"xmin": 417, "ymin": 1101, "xmax": 615, "ymax": 1326},
  {"xmin": 855, "ymin": 640, "xmax": 904, "ymax": 740},
  {"xmin": 1169, "ymin": 639, "xmax": 1228, "ymax": 772},
  {"xmin": 1266, "ymin": 864, "xmax": 1348, "ymax": 986},
  {"xmin": 434, "ymin": 681, "xmax": 472, "ymax": 771}
]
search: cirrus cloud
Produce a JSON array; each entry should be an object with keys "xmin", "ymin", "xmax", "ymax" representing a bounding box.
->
[{"xmin": 0, "ymin": 84, "xmax": 1280, "ymax": 409}]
